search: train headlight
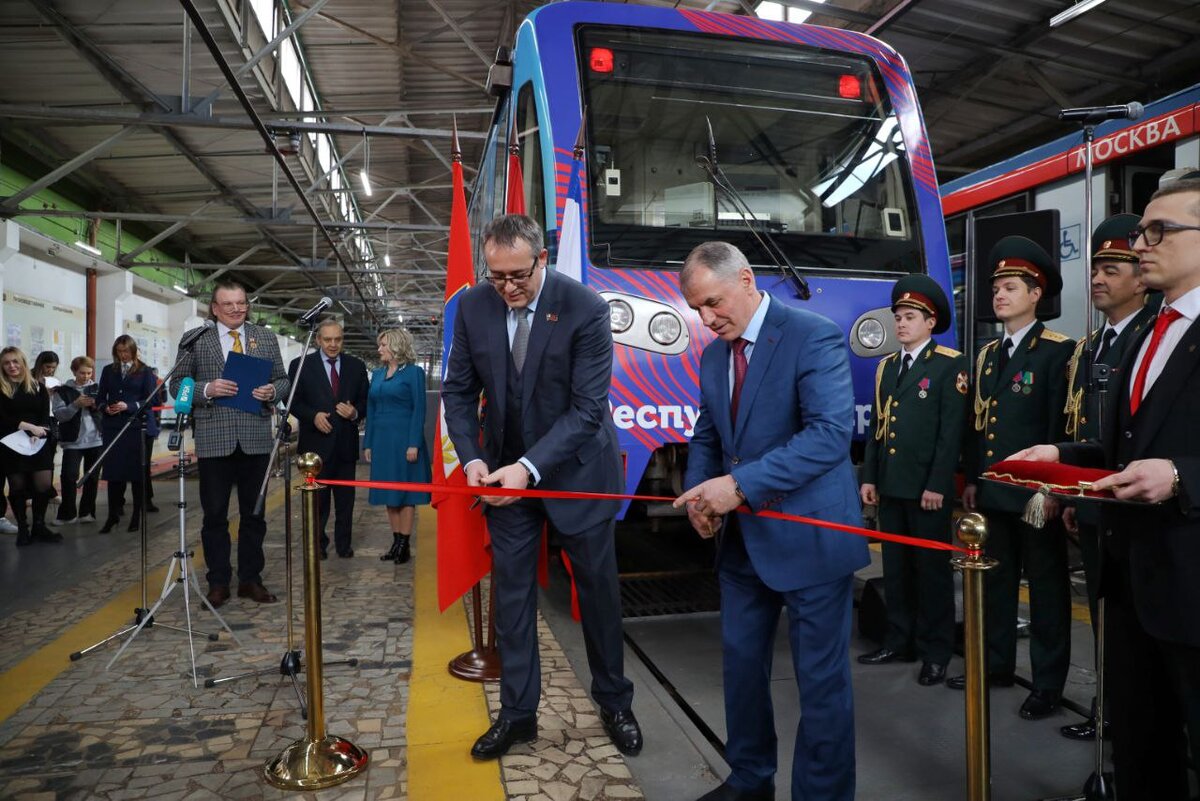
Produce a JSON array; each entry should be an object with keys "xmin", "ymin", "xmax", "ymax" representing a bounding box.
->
[
  {"xmin": 648, "ymin": 312, "xmax": 681, "ymax": 346},
  {"xmin": 856, "ymin": 318, "xmax": 886, "ymax": 350},
  {"xmin": 609, "ymin": 299, "xmax": 634, "ymax": 333}
]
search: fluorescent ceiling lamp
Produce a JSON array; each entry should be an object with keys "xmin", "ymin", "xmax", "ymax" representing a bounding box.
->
[
  {"xmin": 756, "ymin": 0, "xmax": 826, "ymax": 25},
  {"xmin": 74, "ymin": 241, "xmax": 102, "ymax": 256},
  {"xmin": 359, "ymin": 168, "xmax": 373, "ymax": 197},
  {"xmin": 383, "ymin": 252, "xmax": 391, "ymax": 267},
  {"xmin": 1050, "ymin": 0, "xmax": 1109, "ymax": 27},
  {"xmin": 172, "ymin": 283, "xmax": 187, "ymax": 293}
]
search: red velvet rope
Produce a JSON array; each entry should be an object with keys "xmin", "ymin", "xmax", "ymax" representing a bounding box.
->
[{"xmin": 315, "ymin": 478, "xmax": 968, "ymax": 553}]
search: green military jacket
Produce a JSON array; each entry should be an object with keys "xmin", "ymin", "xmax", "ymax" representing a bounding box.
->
[
  {"xmin": 863, "ymin": 342, "xmax": 969, "ymax": 500},
  {"xmin": 1064, "ymin": 304, "xmax": 1155, "ymax": 523},
  {"xmin": 968, "ymin": 321, "xmax": 1075, "ymax": 514}
]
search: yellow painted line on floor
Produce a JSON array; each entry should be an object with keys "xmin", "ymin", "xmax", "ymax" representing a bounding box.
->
[
  {"xmin": 0, "ymin": 485, "xmax": 286, "ymax": 725},
  {"xmin": 406, "ymin": 507, "xmax": 505, "ymax": 801}
]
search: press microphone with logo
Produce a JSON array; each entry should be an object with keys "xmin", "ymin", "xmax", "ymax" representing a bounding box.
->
[
  {"xmin": 168, "ymin": 377, "xmax": 195, "ymax": 452},
  {"xmin": 1059, "ymin": 102, "xmax": 1145, "ymax": 124},
  {"xmin": 297, "ymin": 297, "xmax": 333, "ymax": 327},
  {"xmin": 178, "ymin": 319, "xmax": 215, "ymax": 350}
]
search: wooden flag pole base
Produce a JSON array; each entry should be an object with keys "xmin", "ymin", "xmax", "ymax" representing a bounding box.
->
[{"xmin": 448, "ymin": 581, "xmax": 501, "ymax": 682}]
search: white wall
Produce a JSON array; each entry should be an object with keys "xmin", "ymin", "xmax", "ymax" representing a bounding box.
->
[{"xmin": 1176, "ymin": 136, "xmax": 1199, "ymax": 171}]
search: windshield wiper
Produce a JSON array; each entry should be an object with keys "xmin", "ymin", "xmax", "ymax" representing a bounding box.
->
[{"xmin": 694, "ymin": 116, "xmax": 811, "ymax": 301}]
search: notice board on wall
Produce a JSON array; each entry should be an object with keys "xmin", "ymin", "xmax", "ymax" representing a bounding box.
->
[
  {"xmin": 2, "ymin": 291, "xmax": 86, "ymax": 382},
  {"xmin": 124, "ymin": 320, "xmax": 173, "ymax": 375}
]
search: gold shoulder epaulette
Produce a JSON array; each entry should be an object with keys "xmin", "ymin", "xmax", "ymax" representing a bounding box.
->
[
  {"xmin": 934, "ymin": 344, "xmax": 962, "ymax": 358},
  {"xmin": 1039, "ymin": 329, "xmax": 1070, "ymax": 343}
]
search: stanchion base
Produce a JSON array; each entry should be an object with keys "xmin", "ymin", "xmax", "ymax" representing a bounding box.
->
[
  {"xmin": 263, "ymin": 734, "xmax": 368, "ymax": 790},
  {"xmin": 448, "ymin": 648, "xmax": 501, "ymax": 682}
]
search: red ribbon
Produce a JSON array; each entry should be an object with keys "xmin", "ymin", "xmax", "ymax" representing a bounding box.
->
[{"xmin": 316, "ymin": 479, "xmax": 967, "ymax": 553}]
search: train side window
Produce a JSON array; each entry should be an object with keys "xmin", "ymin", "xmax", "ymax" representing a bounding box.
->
[{"xmin": 515, "ymin": 84, "xmax": 546, "ymax": 232}]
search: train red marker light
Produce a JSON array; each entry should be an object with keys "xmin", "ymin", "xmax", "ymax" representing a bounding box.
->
[
  {"xmin": 838, "ymin": 74, "xmax": 861, "ymax": 99},
  {"xmin": 589, "ymin": 47, "xmax": 614, "ymax": 73}
]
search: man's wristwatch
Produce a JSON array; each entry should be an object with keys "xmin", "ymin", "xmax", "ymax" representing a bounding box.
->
[
  {"xmin": 731, "ymin": 477, "xmax": 746, "ymax": 501},
  {"xmin": 1169, "ymin": 460, "xmax": 1181, "ymax": 498},
  {"xmin": 522, "ymin": 463, "xmax": 536, "ymax": 486}
]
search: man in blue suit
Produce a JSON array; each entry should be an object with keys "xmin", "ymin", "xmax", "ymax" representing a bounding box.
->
[
  {"xmin": 442, "ymin": 214, "xmax": 640, "ymax": 761},
  {"xmin": 674, "ymin": 242, "xmax": 868, "ymax": 801}
]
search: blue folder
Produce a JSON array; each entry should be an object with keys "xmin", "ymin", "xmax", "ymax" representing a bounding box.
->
[{"xmin": 217, "ymin": 351, "xmax": 272, "ymax": 414}]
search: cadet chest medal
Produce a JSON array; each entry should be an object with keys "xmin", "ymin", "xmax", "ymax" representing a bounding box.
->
[
  {"xmin": 1012, "ymin": 370, "xmax": 1033, "ymax": 395},
  {"xmin": 918, "ymin": 377, "xmax": 930, "ymax": 399}
]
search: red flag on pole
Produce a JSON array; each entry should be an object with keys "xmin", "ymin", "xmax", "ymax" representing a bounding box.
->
[
  {"xmin": 506, "ymin": 116, "xmax": 526, "ymax": 215},
  {"xmin": 433, "ymin": 119, "xmax": 492, "ymax": 612}
]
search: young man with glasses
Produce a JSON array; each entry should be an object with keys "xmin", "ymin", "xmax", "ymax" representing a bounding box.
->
[
  {"xmin": 442, "ymin": 213, "xmax": 641, "ymax": 761},
  {"xmin": 1014, "ymin": 177, "xmax": 1200, "ymax": 797},
  {"xmin": 169, "ymin": 279, "xmax": 289, "ymax": 609}
]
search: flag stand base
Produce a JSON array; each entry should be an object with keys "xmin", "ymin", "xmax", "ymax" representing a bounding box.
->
[{"xmin": 448, "ymin": 582, "xmax": 501, "ymax": 682}]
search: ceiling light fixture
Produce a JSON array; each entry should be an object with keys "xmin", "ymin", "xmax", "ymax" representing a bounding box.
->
[
  {"xmin": 75, "ymin": 241, "xmax": 102, "ymax": 257},
  {"xmin": 1050, "ymin": 0, "xmax": 1109, "ymax": 27},
  {"xmin": 173, "ymin": 283, "xmax": 188, "ymax": 294},
  {"xmin": 359, "ymin": 133, "xmax": 373, "ymax": 197}
]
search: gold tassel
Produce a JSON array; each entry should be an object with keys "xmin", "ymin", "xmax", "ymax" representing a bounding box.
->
[{"xmin": 1022, "ymin": 485, "xmax": 1052, "ymax": 529}]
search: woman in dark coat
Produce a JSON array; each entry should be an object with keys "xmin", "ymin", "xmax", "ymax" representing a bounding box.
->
[
  {"xmin": 96, "ymin": 336, "xmax": 161, "ymax": 533},
  {"xmin": 0, "ymin": 347, "xmax": 59, "ymax": 546}
]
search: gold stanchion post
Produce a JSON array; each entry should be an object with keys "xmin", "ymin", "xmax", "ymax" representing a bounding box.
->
[
  {"xmin": 264, "ymin": 453, "xmax": 369, "ymax": 790},
  {"xmin": 953, "ymin": 512, "xmax": 997, "ymax": 801}
]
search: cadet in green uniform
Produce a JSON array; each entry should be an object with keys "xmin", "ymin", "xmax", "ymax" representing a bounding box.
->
[
  {"xmin": 1059, "ymin": 214, "xmax": 1156, "ymax": 741},
  {"xmin": 949, "ymin": 236, "xmax": 1075, "ymax": 722},
  {"xmin": 859, "ymin": 275, "xmax": 968, "ymax": 686}
]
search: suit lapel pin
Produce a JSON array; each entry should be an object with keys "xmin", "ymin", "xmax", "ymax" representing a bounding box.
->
[
  {"xmin": 545, "ymin": 313, "xmax": 558, "ymax": 323},
  {"xmin": 248, "ymin": 338, "xmax": 257, "ymax": 351}
]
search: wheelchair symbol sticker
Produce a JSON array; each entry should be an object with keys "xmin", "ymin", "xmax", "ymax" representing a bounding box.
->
[{"xmin": 1060, "ymin": 225, "xmax": 1081, "ymax": 262}]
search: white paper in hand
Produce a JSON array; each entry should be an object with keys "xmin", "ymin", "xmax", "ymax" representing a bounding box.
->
[{"xmin": 1, "ymin": 431, "xmax": 46, "ymax": 457}]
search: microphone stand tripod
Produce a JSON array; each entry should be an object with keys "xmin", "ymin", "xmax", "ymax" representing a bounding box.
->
[
  {"xmin": 70, "ymin": 347, "xmax": 238, "ymax": 684},
  {"xmin": 1041, "ymin": 118, "xmax": 1114, "ymax": 801},
  {"xmin": 205, "ymin": 321, "xmax": 356, "ymax": 717}
]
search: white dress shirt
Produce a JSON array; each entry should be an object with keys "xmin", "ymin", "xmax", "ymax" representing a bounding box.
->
[
  {"xmin": 1129, "ymin": 285, "xmax": 1200, "ymax": 401},
  {"xmin": 728, "ymin": 292, "xmax": 771, "ymax": 399}
]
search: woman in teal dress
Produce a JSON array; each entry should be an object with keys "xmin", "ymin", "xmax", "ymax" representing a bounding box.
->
[{"xmin": 364, "ymin": 328, "xmax": 430, "ymax": 564}]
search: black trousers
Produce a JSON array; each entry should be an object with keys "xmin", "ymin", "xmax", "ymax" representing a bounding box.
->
[
  {"xmin": 198, "ymin": 448, "xmax": 270, "ymax": 589},
  {"xmin": 981, "ymin": 511, "xmax": 1071, "ymax": 693},
  {"xmin": 1101, "ymin": 560, "xmax": 1191, "ymax": 798},
  {"xmin": 106, "ymin": 480, "xmax": 143, "ymax": 523},
  {"xmin": 877, "ymin": 497, "xmax": 956, "ymax": 666},
  {"xmin": 486, "ymin": 500, "xmax": 633, "ymax": 722},
  {"xmin": 59, "ymin": 447, "xmax": 101, "ymax": 520},
  {"xmin": 317, "ymin": 458, "xmax": 357, "ymax": 554}
]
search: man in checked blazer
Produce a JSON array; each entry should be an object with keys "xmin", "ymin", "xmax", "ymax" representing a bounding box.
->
[{"xmin": 170, "ymin": 279, "xmax": 289, "ymax": 609}]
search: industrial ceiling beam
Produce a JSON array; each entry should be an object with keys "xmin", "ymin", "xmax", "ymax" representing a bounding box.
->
[
  {"xmin": 3, "ymin": 205, "xmax": 448, "ymax": 232},
  {"xmin": 0, "ymin": 104, "xmax": 486, "ymax": 141},
  {"xmin": 0, "ymin": 127, "xmax": 136, "ymax": 214}
]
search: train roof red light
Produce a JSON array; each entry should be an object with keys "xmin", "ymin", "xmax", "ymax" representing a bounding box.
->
[
  {"xmin": 589, "ymin": 47, "xmax": 614, "ymax": 74},
  {"xmin": 838, "ymin": 74, "xmax": 862, "ymax": 100}
]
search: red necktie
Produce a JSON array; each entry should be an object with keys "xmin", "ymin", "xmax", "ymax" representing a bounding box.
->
[
  {"xmin": 328, "ymin": 357, "xmax": 340, "ymax": 398},
  {"xmin": 730, "ymin": 338, "xmax": 749, "ymax": 425},
  {"xmin": 1129, "ymin": 307, "xmax": 1182, "ymax": 415}
]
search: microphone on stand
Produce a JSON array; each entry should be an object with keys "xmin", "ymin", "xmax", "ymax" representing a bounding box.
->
[
  {"xmin": 1059, "ymin": 102, "xmax": 1145, "ymax": 124},
  {"xmin": 178, "ymin": 319, "xmax": 216, "ymax": 350},
  {"xmin": 168, "ymin": 377, "xmax": 195, "ymax": 452},
  {"xmin": 297, "ymin": 297, "xmax": 333, "ymax": 327}
]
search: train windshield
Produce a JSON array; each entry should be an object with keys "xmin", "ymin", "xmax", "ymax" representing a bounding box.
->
[{"xmin": 578, "ymin": 26, "xmax": 923, "ymax": 274}]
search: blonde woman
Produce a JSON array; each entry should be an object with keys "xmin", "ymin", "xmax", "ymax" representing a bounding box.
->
[
  {"xmin": 0, "ymin": 347, "xmax": 59, "ymax": 546},
  {"xmin": 364, "ymin": 328, "xmax": 430, "ymax": 564}
]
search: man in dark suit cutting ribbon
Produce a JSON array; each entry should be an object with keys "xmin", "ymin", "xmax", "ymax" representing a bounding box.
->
[
  {"xmin": 1013, "ymin": 177, "xmax": 1200, "ymax": 797},
  {"xmin": 441, "ymin": 214, "xmax": 640, "ymax": 761}
]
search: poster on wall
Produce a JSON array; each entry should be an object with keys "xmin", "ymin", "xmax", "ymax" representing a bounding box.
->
[
  {"xmin": 1, "ymin": 292, "xmax": 86, "ymax": 383},
  {"xmin": 124, "ymin": 320, "xmax": 173, "ymax": 376}
]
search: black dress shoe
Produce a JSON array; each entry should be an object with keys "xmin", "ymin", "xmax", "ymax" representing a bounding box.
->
[
  {"xmin": 470, "ymin": 718, "xmax": 537, "ymax": 760},
  {"xmin": 1019, "ymin": 689, "xmax": 1061, "ymax": 720},
  {"xmin": 1060, "ymin": 718, "xmax": 1109, "ymax": 740},
  {"xmin": 918, "ymin": 662, "xmax": 947, "ymax": 686},
  {"xmin": 946, "ymin": 671, "xmax": 1015, "ymax": 690},
  {"xmin": 857, "ymin": 647, "xmax": 916, "ymax": 665},
  {"xmin": 127, "ymin": 517, "xmax": 141, "ymax": 533},
  {"xmin": 697, "ymin": 781, "xmax": 775, "ymax": 801},
  {"xmin": 319, "ymin": 549, "xmax": 328, "ymax": 560},
  {"xmin": 337, "ymin": 549, "xmax": 354, "ymax": 558},
  {"xmin": 99, "ymin": 515, "xmax": 120, "ymax": 534},
  {"xmin": 146, "ymin": 503, "xmax": 159, "ymax": 513},
  {"xmin": 31, "ymin": 522, "xmax": 63, "ymax": 543},
  {"xmin": 601, "ymin": 707, "xmax": 643, "ymax": 756}
]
